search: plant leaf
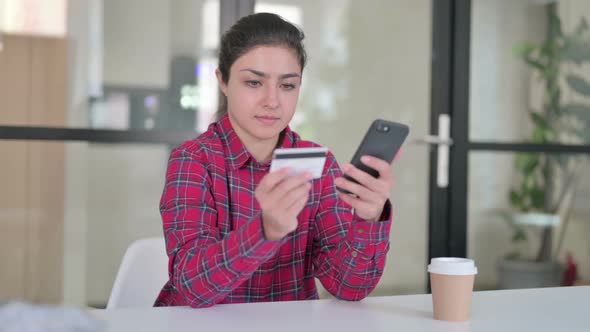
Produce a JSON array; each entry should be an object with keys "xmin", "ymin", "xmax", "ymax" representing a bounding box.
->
[
  {"xmin": 516, "ymin": 154, "xmax": 539, "ymax": 175},
  {"xmin": 510, "ymin": 190, "xmax": 522, "ymax": 207},
  {"xmin": 497, "ymin": 211, "xmax": 528, "ymax": 244},
  {"xmin": 513, "ymin": 42, "xmax": 536, "ymax": 58},
  {"xmin": 530, "ymin": 112, "xmax": 549, "ymax": 130},
  {"xmin": 532, "ymin": 127, "xmax": 546, "ymax": 143},
  {"xmin": 530, "ymin": 187, "xmax": 546, "ymax": 210},
  {"xmin": 505, "ymin": 252, "xmax": 521, "ymax": 260},
  {"xmin": 541, "ymin": 40, "xmax": 557, "ymax": 58},
  {"xmin": 566, "ymin": 74, "xmax": 590, "ymax": 96},
  {"xmin": 549, "ymin": 8, "xmax": 563, "ymax": 38},
  {"xmin": 525, "ymin": 57, "xmax": 545, "ymax": 71},
  {"xmin": 512, "ymin": 228, "xmax": 528, "ymax": 242}
]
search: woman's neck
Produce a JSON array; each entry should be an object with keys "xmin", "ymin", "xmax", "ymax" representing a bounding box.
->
[
  {"xmin": 228, "ymin": 118, "xmax": 282, "ymax": 163},
  {"xmin": 243, "ymin": 135, "xmax": 279, "ymax": 163}
]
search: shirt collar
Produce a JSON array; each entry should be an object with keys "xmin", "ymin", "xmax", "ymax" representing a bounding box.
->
[{"xmin": 216, "ymin": 113, "xmax": 296, "ymax": 170}]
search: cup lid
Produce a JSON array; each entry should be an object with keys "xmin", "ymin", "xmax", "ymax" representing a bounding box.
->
[{"xmin": 428, "ymin": 257, "xmax": 478, "ymax": 275}]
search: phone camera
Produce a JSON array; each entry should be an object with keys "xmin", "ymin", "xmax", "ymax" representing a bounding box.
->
[{"xmin": 377, "ymin": 123, "xmax": 390, "ymax": 132}]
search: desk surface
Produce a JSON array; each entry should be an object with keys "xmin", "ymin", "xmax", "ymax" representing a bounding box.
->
[{"xmin": 92, "ymin": 286, "xmax": 589, "ymax": 332}]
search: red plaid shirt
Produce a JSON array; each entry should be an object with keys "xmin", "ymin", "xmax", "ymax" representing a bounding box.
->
[{"xmin": 154, "ymin": 115, "xmax": 392, "ymax": 308}]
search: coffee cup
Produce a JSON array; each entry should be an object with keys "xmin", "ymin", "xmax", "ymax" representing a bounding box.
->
[{"xmin": 428, "ymin": 257, "xmax": 478, "ymax": 322}]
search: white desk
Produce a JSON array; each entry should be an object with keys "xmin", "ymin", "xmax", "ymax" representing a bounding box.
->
[{"xmin": 92, "ymin": 286, "xmax": 589, "ymax": 332}]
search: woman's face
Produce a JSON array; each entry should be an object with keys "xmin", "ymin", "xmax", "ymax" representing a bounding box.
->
[{"xmin": 217, "ymin": 45, "xmax": 302, "ymax": 145}]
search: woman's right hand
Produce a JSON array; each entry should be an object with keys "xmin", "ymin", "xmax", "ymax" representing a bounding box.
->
[{"xmin": 255, "ymin": 168, "xmax": 313, "ymax": 241}]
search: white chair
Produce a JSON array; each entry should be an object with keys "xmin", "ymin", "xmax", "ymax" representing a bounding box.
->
[{"xmin": 106, "ymin": 237, "xmax": 169, "ymax": 309}]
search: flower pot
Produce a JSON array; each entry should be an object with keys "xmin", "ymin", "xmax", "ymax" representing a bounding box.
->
[{"xmin": 498, "ymin": 258, "xmax": 564, "ymax": 289}]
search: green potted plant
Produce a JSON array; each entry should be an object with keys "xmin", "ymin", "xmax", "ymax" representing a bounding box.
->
[{"xmin": 498, "ymin": 6, "xmax": 590, "ymax": 289}]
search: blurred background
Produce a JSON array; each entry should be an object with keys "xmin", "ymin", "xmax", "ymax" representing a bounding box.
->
[{"xmin": 0, "ymin": 0, "xmax": 589, "ymax": 308}]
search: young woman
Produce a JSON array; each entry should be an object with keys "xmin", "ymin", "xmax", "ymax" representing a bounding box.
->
[{"xmin": 155, "ymin": 12, "xmax": 396, "ymax": 308}]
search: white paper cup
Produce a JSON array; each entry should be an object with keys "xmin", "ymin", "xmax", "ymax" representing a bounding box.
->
[{"xmin": 428, "ymin": 258, "xmax": 478, "ymax": 322}]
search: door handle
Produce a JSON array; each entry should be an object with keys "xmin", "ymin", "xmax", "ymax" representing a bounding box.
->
[
  {"xmin": 414, "ymin": 135, "xmax": 453, "ymax": 145},
  {"xmin": 411, "ymin": 114, "xmax": 452, "ymax": 188}
]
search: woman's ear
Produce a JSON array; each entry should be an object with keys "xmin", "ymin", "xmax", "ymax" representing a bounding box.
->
[{"xmin": 216, "ymin": 69, "xmax": 228, "ymax": 96}]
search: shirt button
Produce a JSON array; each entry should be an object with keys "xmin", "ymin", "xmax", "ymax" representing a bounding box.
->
[
  {"xmin": 358, "ymin": 229, "xmax": 364, "ymax": 234},
  {"xmin": 351, "ymin": 251, "xmax": 358, "ymax": 258}
]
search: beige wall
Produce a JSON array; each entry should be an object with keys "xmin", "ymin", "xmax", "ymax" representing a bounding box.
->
[
  {"xmin": 102, "ymin": 0, "xmax": 170, "ymax": 87},
  {"xmin": 85, "ymin": 145, "xmax": 168, "ymax": 305},
  {"xmin": 63, "ymin": 0, "xmax": 91, "ymax": 307}
]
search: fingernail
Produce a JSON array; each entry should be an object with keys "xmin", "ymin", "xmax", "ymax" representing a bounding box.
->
[{"xmin": 361, "ymin": 155, "xmax": 371, "ymax": 163}]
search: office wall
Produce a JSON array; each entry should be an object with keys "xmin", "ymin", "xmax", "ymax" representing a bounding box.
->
[
  {"xmin": 63, "ymin": 0, "xmax": 91, "ymax": 307},
  {"xmin": 102, "ymin": 0, "xmax": 170, "ymax": 87}
]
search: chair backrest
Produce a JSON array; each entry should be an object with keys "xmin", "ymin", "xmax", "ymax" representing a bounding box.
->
[{"xmin": 106, "ymin": 237, "xmax": 169, "ymax": 309}]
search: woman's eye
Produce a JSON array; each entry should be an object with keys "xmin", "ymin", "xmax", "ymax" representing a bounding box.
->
[
  {"xmin": 282, "ymin": 84, "xmax": 296, "ymax": 90},
  {"xmin": 246, "ymin": 80, "xmax": 261, "ymax": 87}
]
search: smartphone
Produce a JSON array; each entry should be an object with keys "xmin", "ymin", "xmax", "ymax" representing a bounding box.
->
[{"xmin": 337, "ymin": 119, "xmax": 409, "ymax": 194}]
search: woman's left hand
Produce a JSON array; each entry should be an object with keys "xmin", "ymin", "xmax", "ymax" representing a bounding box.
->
[{"xmin": 334, "ymin": 155, "xmax": 395, "ymax": 222}]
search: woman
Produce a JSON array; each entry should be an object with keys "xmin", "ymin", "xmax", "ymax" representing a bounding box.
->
[{"xmin": 155, "ymin": 12, "xmax": 395, "ymax": 308}]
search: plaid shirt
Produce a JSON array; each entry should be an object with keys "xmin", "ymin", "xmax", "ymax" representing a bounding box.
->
[{"xmin": 154, "ymin": 115, "xmax": 392, "ymax": 308}]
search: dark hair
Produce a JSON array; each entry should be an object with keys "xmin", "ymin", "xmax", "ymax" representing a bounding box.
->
[{"xmin": 216, "ymin": 12, "xmax": 307, "ymax": 120}]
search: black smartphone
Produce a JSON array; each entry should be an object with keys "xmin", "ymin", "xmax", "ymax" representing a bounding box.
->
[{"xmin": 337, "ymin": 119, "xmax": 409, "ymax": 194}]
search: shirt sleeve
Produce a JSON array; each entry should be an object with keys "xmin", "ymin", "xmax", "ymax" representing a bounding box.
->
[
  {"xmin": 159, "ymin": 147, "xmax": 282, "ymax": 308},
  {"xmin": 312, "ymin": 152, "xmax": 392, "ymax": 301}
]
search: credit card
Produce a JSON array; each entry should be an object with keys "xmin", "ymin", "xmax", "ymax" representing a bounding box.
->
[{"xmin": 269, "ymin": 147, "xmax": 328, "ymax": 179}]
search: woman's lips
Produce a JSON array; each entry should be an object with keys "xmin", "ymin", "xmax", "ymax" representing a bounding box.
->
[{"xmin": 255, "ymin": 115, "xmax": 280, "ymax": 125}]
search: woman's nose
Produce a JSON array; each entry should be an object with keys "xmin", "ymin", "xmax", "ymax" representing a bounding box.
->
[{"xmin": 263, "ymin": 85, "xmax": 280, "ymax": 109}]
